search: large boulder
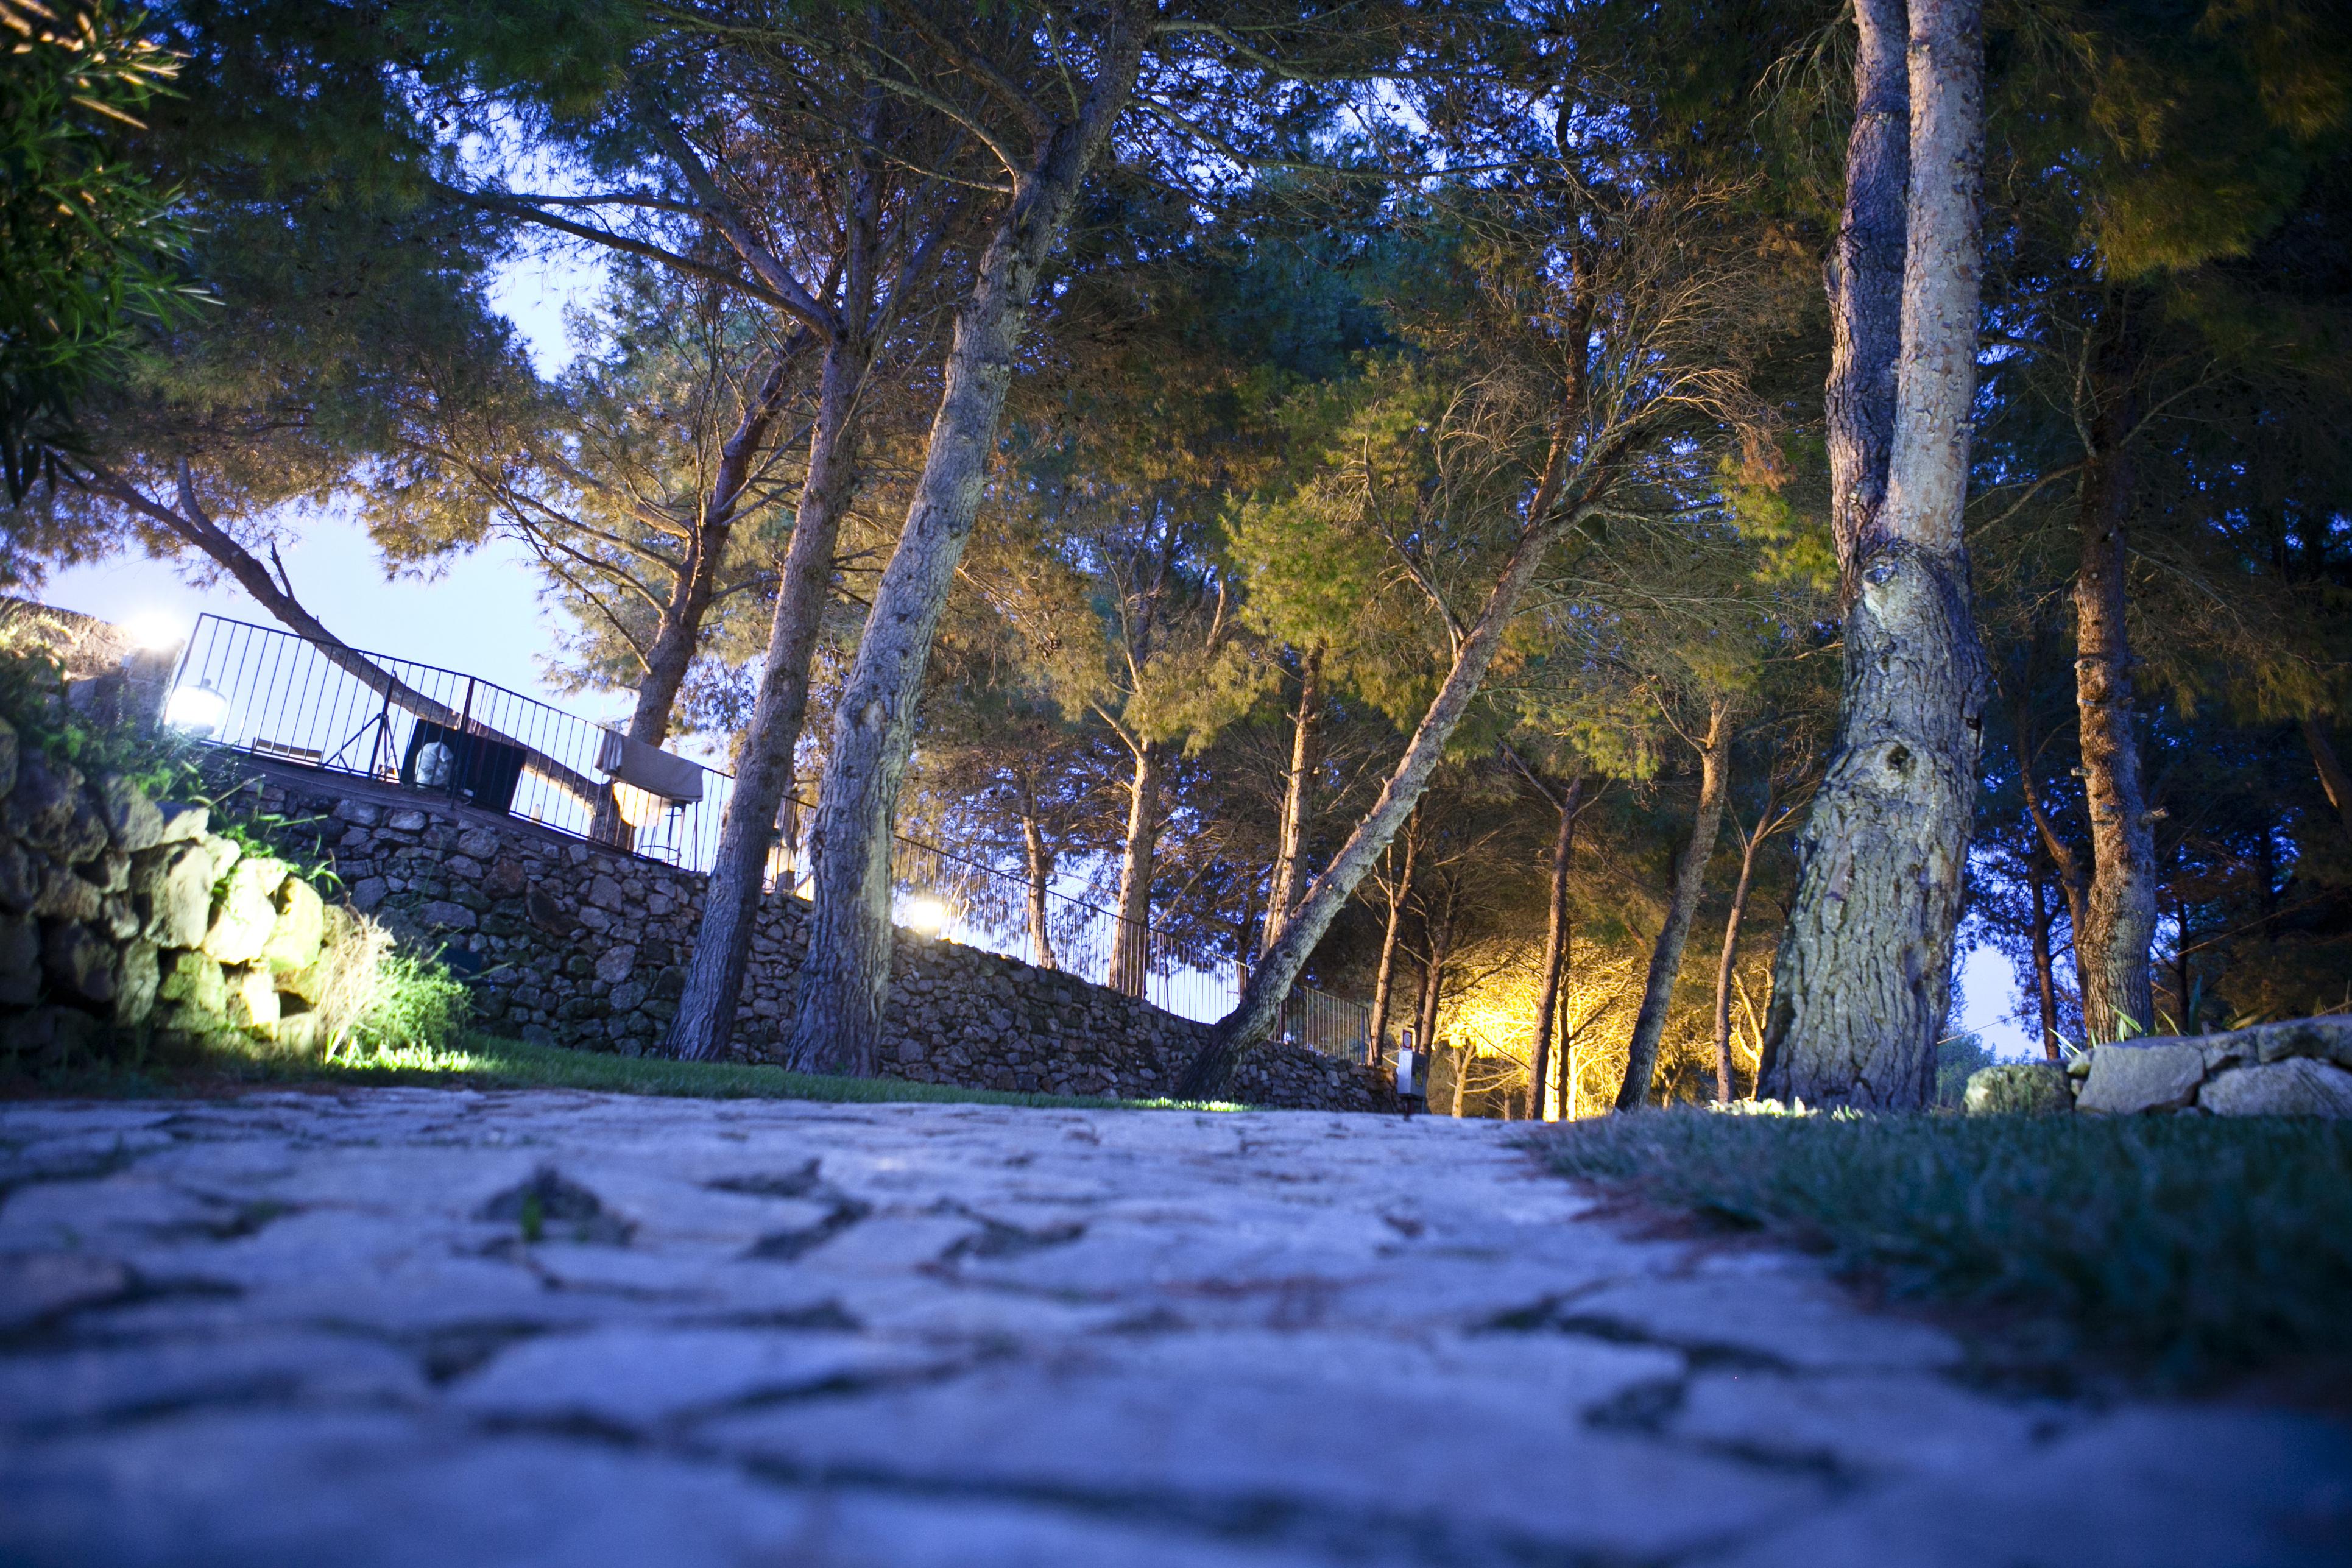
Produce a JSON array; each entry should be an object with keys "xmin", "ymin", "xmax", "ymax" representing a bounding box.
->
[
  {"xmin": 133, "ymin": 842, "xmax": 216, "ymax": 949},
  {"xmin": 157, "ymin": 950, "xmax": 227, "ymax": 1014},
  {"xmin": 2243, "ymin": 1017, "xmax": 2352, "ymax": 1070},
  {"xmin": 2075, "ymin": 1041, "xmax": 2208, "ymax": 1115},
  {"xmin": 30, "ymin": 864, "xmax": 101, "ymax": 924},
  {"xmin": 113, "ymin": 940, "xmax": 159, "ymax": 1029},
  {"xmin": 40, "ymin": 920, "xmax": 116, "ymax": 1006},
  {"xmin": 260, "ymin": 876, "xmax": 326, "ymax": 973},
  {"xmin": 0, "ymin": 909, "xmax": 39, "ymax": 1008},
  {"xmin": 1963, "ymin": 1062, "xmax": 2074, "ymax": 1115},
  {"xmin": 226, "ymin": 965, "xmax": 280, "ymax": 1029},
  {"xmin": 0, "ymin": 839, "xmax": 34, "ymax": 913},
  {"xmin": 203, "ymin": 855, "xmax": 288, "ymax": 966},
  {"xmin": 1, "ymin": 755, "xmax": 79, "ymax": 856},
  {"xmin": 96, "ymin": 774, "xmax": 165, "ymax": 854},
  {"xmin": 2199, "ymin": 1058, "xmax": 2352, "ymax": 1118}
]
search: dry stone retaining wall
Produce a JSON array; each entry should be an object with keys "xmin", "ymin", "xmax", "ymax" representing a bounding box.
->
[
  {"xmin": 234, "ymin": 761, "xmax": 1383, "ymax": 1111},
  {"xmin": 1967, "ymin": 1018, "xmax": 2352, "ymax": 1118},
  {"xmin": 0, "ymin": 717, "xmax": 358, "ymax": 1061}
]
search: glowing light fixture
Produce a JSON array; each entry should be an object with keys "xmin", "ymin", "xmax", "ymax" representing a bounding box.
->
[
  {"xmin": 903, "ymin": 895, "xmax": 951, "ymax": 938},
  {"xmin": 122, "ymin": 612, "xmax": 185, "ymax": 652},
  {"xmin": 164, "ymin": 679, "xmax": 228, "ymax": 736},
  {"xmin": 611, "ymin": 780, "xmax": 668, "ymax": 829}
]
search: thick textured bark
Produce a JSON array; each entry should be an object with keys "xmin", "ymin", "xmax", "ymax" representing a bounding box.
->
[
  {"xmin": 2070, "ymin": 330, "xmax": 2157, "ymax": 1042},
  {"xmin": 1617, "ymin": 699, "xmax": 1732, "ymax": 1110},
  {"xmin": 2301, "ymin": 713, "xmax": 2352, "ymax": 844},
  {"xmin": 1260, "ymin": 647, "xmax": 1323, "ymax": 956},
  {"xmin": 1710, "ymin": 810, "xmax": 1768, "ymax": 1103},
  {"xmin": 1365, "ymin": 825, "xmax": 1418, "ymax": 1067},
  {"xmin": 668, "ymin": 339, "xmax": 867, "ymax": 1058},
  {"xmin": 1104, "ymin": 740, "xmax": 1165, "ymax": 997},
  {"xmin": 1759, "ymin": 0, "xmax": 1989, "ymax": 1110},
  {"xmin": 1019, "ymin": 792, "xmax": 1059, "ymax": 973},
  {"xmin": 1527, "ymin": 777, "xmax": 1583, "ymax": 1121},
  {"xmin": 785, "ymin": 15, "xmax": 1150, "ymax": 1077},
  {"xmin": 2029, "ymin": 847, "xmax": 2061, "ymax": 1058},
  {"xmin": 1825, "ymin": 0, "xmax": 1912, "ymax": 590}
]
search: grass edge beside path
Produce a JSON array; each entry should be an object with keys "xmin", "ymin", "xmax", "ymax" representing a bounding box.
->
[
  {"xmin": 1533, "ymin": 1110, "xmax": 2352, "ymax": 1390},
  {"xmin": 5, "ymin": 1031, "xmax": 1249, "ymax": 1112}
]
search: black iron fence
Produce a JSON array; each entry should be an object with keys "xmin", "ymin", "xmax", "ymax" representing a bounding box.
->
[{"xmin": 168, "ymin": 613, "xmax": 1374, "ymax": 1040}]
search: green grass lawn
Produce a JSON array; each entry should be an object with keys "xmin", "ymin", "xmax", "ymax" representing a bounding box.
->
[
  {"xmin": 1538, "ymin": 1110, "xmax": 2352, "ymax": 1388},
  {"xmin": 6, "ymin": 1029, "xmax": 1245, "ymax": 1112}
]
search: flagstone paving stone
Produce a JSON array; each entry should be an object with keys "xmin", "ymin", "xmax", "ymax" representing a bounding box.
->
[{"xmin": 1, "ymin": 1089, "xmax": 2345, "ymax": 1566}]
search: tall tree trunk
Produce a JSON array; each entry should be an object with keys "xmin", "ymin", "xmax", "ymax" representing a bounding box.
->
[
  {"xmin": 1824, "ymin": 0, "xmax": 1912, "ymax": 590},
  {"xmin": 1260, "ymin": 646, "xmax": 1323, "ymax": 956},
  {"xmin": 1105, "ymin": 740, "xmax": 1164, "ymax": 997},
  {"xmin": 1414, "ymin": 888, "xmax": 1455, "ymax": 1054},
  {"xmin": 1710, "ymin": 809, "xmax": 1768, "ymax": 1103},
  {"xmin": 668, "ymin": 337, "xmax": 869, "ymax": 1059},
  {"xmin": 1758, "ymin": 0, "xmax": 1989, "ymax": 1111},
  {"xmin": 2301, "ymin": 713, "xmax": 2352, "ymax": 844},
  {"xmin": 1617, "ymin": 697, "xmax": 1733, "ymax": 1110},
  {"xmin": 2071, "ymin": 317, "xmax": 2157, "ymax": 1042},
  {"xmin": 625, "ymin": 348, "xmax": 800, "ymax": 750},
  {"xmin": 1018, "ymin": 780, "xmax": 1059, "ymax": 972},
  {"xmin": 1527, "ymin": 777, "xmax": 1584, "ymax": 1121},
  {"xmin": 592, "ymin": 347, "xmax": 803, "ymax": 849},
  {"xmin": 2029, "ymin": 847, "xmax": 2060, "ymax": 1058},
  {"xmin": 785, "ymin": 17, "xmax": 1150, "ymax": 1076},
  {"xmin": 1365, "ymin": 824, "xmax": 1418, "ymax": 1067},
  {"xmin": 2016, "ymin": 705, "xmax": 2091, "ymax": 941}
]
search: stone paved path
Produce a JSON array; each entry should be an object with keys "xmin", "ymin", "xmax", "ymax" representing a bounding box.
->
[{"xmin": 1, "ymin": 1091, "xmax": 2345, "ymax": 1567}]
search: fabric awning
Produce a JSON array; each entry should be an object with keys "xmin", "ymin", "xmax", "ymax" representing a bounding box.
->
[{"xmin": 594, "ymin": 729, "xmax": 706, "ymax": 803}]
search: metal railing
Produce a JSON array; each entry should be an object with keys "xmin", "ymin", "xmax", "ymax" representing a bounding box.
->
[
  {"xmin": 168, "ymin": 613, "xmax": 1376, "ymax": 1037},
  {"xmin": 170, "ymin": 614, "xmax": 735, "ymax": 871}
]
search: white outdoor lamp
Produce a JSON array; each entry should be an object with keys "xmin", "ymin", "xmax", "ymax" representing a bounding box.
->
[
  {"xmin": 903, "ymin": 894, "xmax": 951, "ymax": 938},
  {"xmin": 164, "ymin": 679, "xmax": 228, "ymax": 737}
]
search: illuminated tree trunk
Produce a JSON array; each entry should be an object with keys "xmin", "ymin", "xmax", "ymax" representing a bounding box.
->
[
  {"xmin": 1365, "ymin": 822, "xmax": 1418, "ymax": 1065},
  {"xmin": 1527, "ymin": 777, "xmax": 1583, "ymax": 1120},
  {"xmin": 1105, "ymin": 741, "xmax": 1165, "ymax": 997},
  {"xmin": 2300, "ymin": 713, "xmax": 2352, "ymax": 842},
  {"xmin": 1617, "ymin": 696, "xmax": 1732, "ymax": 1109},
  {"xmin": 1019, "ymin": 785, "xmax": 1059, "ymax": 973},
  {"xmin": 1709, "ymin": 804, "xmax": 1768, "ymax": 1102},
  {"xmin": 785, "ymin": 15, "xmax": 1151, "ymax": 1076},
  {"xmin": 2070, "ymin": 320, "xmax": 2157, "ymax": 1042},
  {"xmin": 1261, "ymin": 646, "xmax": 1323, "ymax": 955},
  {"xmin": 1758, "ymin": 0, "xmax": 1990, "ymax": 1110},
  {"xmin": 2029, "ymin": 846, "xmax": 2061, "ymax": 1058}
]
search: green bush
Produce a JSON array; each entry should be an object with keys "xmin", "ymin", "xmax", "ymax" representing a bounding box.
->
[{"xmin": 1539, "ymin": 1110, "xmax": 2352, "ymax": 1383}]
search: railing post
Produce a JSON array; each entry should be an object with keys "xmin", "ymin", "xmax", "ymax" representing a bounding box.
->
[{"xmin": 451, "ymin": 676, "xmax": 476, "ymax": 804}]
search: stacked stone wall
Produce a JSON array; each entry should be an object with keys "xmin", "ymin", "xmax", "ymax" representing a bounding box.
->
[
  {"xmin": 235, "ymin": 761, "xmax": 1383, "ymax": 1111},
  {"xmin": 0, "ymin": 718, "xmax": 356, "ymax": 1060}
]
